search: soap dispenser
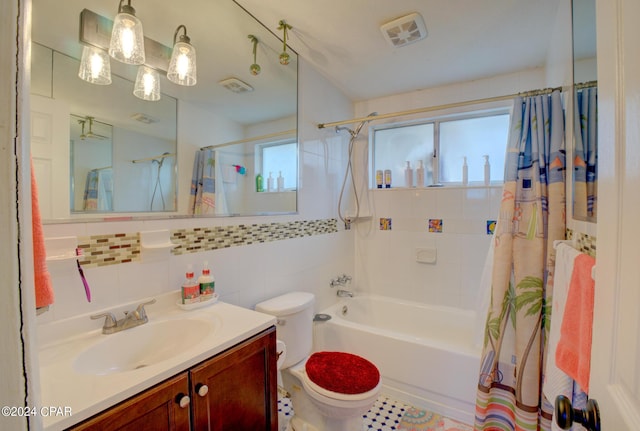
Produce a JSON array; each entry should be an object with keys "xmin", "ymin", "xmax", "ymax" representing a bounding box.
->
[
  {"xmin": 267, "ymin": 172, "xmax": 275, "ymax": 192},
  {"xmin": 404, "ymin": 161, "xmax": 413, "ymax": 188},
  {"xmin": 277, "ymin": 171, "xmax": 284, "ymax": 192},
  {"xmin": 462, "ymin": 157, "xmax": 468, "ymax": 186},
  {"xmin": 483, "ymin": 155, "xmax": 491, "ymax": 185},
  {"xmin": 181, "ymin": 264, "xmax": 200, "ymax": 304},
  {"xmin": 416, "ymin": 160, "xmax": 425, "ymax": 187}
]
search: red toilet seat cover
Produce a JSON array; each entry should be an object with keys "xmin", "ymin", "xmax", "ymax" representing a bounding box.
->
[{"xmin": 305, "ymin": 351, "xmax": 380, "ymax": 394}]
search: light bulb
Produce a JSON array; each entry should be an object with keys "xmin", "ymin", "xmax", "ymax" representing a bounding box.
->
[
  {"xmin": 134, "ymin": 66, "xmax": 160, "ymax": 101},
  {"xmin": 109, "ymin": 5, "xmax": 145, "ymax": 65}
]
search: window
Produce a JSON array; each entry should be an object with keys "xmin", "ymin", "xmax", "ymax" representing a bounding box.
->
[
  {"xmin": 259, "ymin": 141, "xmax": 297, "ymax": 190},
  {"xmin": 371, "ymin": 109, "xmax": 510, "ymax": 187}
]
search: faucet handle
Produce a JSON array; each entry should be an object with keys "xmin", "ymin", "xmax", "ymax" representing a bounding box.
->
[
  {"xmin": 90, "ymin": 312, "xmax": 117, "ymax": 330},
  {"xmin": 135, "ymin": 298, "xmax": 156, "ymax": 320}
]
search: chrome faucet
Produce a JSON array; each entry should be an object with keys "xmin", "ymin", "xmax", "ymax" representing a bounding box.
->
[
  {"xmin": 336, "ymin": 289, "xmax": 354, "ymax": 298},
  {"xmin": 329, "ymin": 273, "xmax": 352, "ymax": 288},
  {"xmin": 90, "ymin": 299, "xmax": 156, "ymax": 334}
]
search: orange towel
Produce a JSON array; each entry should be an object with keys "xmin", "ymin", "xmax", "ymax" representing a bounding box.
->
[
  {"xmin": 31, "ymin": 158, "xmax": 54, "ymax": 308},
  {"xmin": 555, "ymin": 253, "xmax": 596, "ymax": 393}
]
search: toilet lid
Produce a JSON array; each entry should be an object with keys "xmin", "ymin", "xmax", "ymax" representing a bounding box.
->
[{"xmin": 305, "ymin": 351, "xmax": 380, "ymax": 395}]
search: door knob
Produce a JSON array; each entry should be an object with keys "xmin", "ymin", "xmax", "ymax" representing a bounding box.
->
[{"xmin": 555, "ymin": 395, "xmax": 601, "ymax": 431}]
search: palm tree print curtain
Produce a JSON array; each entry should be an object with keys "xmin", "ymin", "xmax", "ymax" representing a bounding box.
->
[{"xmin": 475, "ymin": 90, "xmax": 565, "ymax": 431}]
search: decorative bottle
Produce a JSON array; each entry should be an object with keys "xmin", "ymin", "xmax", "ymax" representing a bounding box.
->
[
  {"xmin": 404, "ymin": 161, "xmax": 413, "ymax": 188},
  {"xmin": 416, "ymin": 160, "xmax": 425, "ymax": 187}
]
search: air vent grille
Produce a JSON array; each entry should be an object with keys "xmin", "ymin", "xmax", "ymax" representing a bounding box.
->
[
  {"xmin": 380, "ymin": 12, "xmax": 428, "ymax": 48},
  {"xmin": 219, "ymin": 77, "xmax": 254, "ymax": 93}
]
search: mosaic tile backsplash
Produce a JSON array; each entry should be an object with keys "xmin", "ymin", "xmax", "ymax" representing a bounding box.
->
[{"xmin": 76, "ymin": 219, "xmax": 338, "ymax": 268}]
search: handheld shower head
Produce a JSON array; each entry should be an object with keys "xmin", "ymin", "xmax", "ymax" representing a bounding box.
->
[{"xmin": 334, "ymin": 112, "xmax": 378, "ymax": 138}]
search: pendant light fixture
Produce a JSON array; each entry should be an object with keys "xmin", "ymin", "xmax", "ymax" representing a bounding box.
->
[
  {"xmin": 248, "ymin": 35, "xmax": 261, "ymax": 76},
  {"xmin": 133, "ymin": 66, "xmax": 161, "ymax": 101},
  {"xmin": 109, "ymin": 0, "xmax": 145, "ymax": 65},
  {"xmin": 277, "ymin": 20, "xmax": 292, "ymax": 65},
  {"xmin": 167, "ymin": 25, "xmax": 197, "ymax": 86},
  {"xmin": 78, "ymin": 46, "xmax": 112, "ymax": 85}
]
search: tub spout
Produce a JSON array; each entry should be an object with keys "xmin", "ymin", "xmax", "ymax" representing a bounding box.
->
[{"xmin": 337, "ymin": 289, "xmax": 353, "ymax": 298}]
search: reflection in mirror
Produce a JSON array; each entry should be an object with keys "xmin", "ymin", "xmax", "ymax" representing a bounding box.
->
[
  {"xmin": 572, "ymin": 0, "xmax": 597, "ymax": 222},
  {"xmin": 31, "ymin": 0, "xmax": 298, "ymax": 223},
  {"xmin": 70, "ymin": 114, "xmax": 113, "ymax": 211},
  {"xmin": 189, "ymin": 132, "xmax": 297, "ymax": 216}
]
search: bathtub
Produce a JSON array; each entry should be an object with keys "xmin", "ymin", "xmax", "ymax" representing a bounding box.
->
[{"xmin": 313, "ymin": 294, "xmax": 481, "ymax": 424}]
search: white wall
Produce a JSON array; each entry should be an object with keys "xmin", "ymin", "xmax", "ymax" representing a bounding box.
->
[{"xmin": 38, "ymin": 58, "xmax": 354, "ymax": 326}]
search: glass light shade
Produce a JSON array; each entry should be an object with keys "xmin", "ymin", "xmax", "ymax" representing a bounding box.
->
[
  {"xmin": 133, "ymin": 66, "xmax": 161, "ymax": 101},
  {"xmin": 167, "ymin": 41, "xmax": 197, "ymax": 86},
  {"xmin": 78, "ymin": 46, "xmax": 112, "ymax": 85},
  {"xmin": 109, "ymin": 11, "xmax": 145, "ymax": 65}
]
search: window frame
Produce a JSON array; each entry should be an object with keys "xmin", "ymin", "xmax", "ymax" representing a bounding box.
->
[{"xmin": 370, "ymin": 104, "xmax": 512, "ymax": 187}]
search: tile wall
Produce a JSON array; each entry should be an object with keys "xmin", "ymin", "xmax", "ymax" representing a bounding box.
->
[{"xmin": 354, "ymin": 186, "xmax": 502, "ymax": 310}]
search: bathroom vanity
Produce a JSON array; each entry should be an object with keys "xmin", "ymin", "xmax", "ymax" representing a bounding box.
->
[
  {"xmin": 38, "ymin": 293, "xmax": 277, "ymax": 430},
  {"xmin": 68, "ymin": 328, "xmax": 276, "ymax": 430}
]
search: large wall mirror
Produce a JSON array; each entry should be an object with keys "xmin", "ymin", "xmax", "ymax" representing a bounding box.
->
[
  {"xmin": 572, "ymin": 0, "xmax": 597, "ymax": 222},
  {"xmin": 30, "ymin": 0, "xmax": 298, "ymax": 223}
]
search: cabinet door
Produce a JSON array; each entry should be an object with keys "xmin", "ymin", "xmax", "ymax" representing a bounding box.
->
[
  {"xmin": 69, "ymin": 373, "xmax": 191, "ymax": 431},
  {"xmin": 191, "ymin": 326, "xmax": 277, "ymax": 430}
]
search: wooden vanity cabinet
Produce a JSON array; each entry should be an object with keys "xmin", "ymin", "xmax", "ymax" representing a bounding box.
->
[
  {"xmin": 68, "ymin": 326, "xmax": 277, "ymax": 431},
  {"xmin": 69, "ymin": 373, "xmax": 191, "ymax": 431},
  {"xmin": 190, "ymin": 326, "xmax": 278, "ymax": 430}
]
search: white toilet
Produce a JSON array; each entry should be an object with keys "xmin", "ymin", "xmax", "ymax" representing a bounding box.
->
[{"xmin": 256, "ymin": 292, "xmax": 382, "ymax": 431}]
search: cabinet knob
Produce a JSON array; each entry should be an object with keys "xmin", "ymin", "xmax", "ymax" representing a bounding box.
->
[
  {"xmin": 176, "ymin": 394, "xmax": 190, "ymax": 409},
  {"xmin": 196, "ymin": 383, "xmax": 209, "ymax": 397}
]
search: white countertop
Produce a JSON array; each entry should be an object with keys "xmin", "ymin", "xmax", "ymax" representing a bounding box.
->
[{"xmin": 38, "ymin": 291, "xmax": 276, "ymax": 430}]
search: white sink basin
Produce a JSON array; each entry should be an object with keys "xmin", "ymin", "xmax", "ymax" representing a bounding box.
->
[{"xmin": 73, "ymin": 318, "xmax": 216, "ymax": 375}]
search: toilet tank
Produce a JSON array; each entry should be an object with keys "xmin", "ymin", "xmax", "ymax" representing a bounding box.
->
[{"xmin": 255, "ymin": 292, "xmax": 315, "ymax": 368}]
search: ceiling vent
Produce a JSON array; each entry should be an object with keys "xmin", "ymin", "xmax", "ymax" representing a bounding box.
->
[
  {"xmin": 380, "ymin": 12, "xmax": 428, "ymax": 48},
  {"xmin": 219, "ymin": 77, "xmax": 254, "ymax": 93},
  {"xmin": 130, "ymin": 113, "xmax": 158, "ymax": 124}
]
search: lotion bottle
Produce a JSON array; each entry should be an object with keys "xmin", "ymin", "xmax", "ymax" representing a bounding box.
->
[
  {"xmin": 376, "ymin": 170, "xmax": 383, "ymax": 188},
  {"xmin": 462, "ymin": 157, "xmax": 468, "ymax": 186},
  {"xmin": 384, "ymin": 169, "xmax": 392, "ymax": 188},
  {"xmin": 181, "ymin": 264, "xmax": 200, "ymax": 304},
  {"xmin": 404, "ymin": 161, "xmax": 413, "ymax": 188},
  {"xmin": 256, "ymin": 173, "xmax": 264, "ymax": 192},
  {"xmin": 416, "ymin": 160, "xmax": 425, "ymax": 187},
  {"xmin": 483, "ymin": 155, "xmax": 491, "ymax": 185},
  {"xmin": 198, "ymin": 261, "xmax": 215, "ymax": 301},
  {"xmin": 277, "ymin": 171, "xmax": 284, "ymax": 192},
  {"xmin": 267, "ymin": 172, "xmax": 274, "ymax": 192}
]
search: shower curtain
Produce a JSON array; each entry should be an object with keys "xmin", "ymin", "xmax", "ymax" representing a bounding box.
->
[
  {"xmin": 573, "ymin": 87, "xmax": 597, "ymax": 219},
  {"xmin": 475, "ymin": 90, "xmax": 565, "ymax": 431},
  {"xmin": 83, "ymin": 168, "xmax": 113, "ymax": 211},
  {"xmin": 189, "ymin": 148, "xmax": 216, "ymax": 215}
]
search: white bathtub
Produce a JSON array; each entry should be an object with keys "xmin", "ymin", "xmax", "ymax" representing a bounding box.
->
[{"xmin": 313, "ymin": 294, "xmax": 481, "ymax": 424}]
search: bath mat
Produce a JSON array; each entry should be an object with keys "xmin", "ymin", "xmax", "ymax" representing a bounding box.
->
[{"xmin": 397, "ymin": 407, "xmax": 472, "ymax": 431}]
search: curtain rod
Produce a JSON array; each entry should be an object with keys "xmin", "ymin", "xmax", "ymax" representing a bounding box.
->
[
  {"xmin": 131, "ymin": 153, "xmax": 175, "ymax": 163},
  {"xmin": 317, "ymin": 86, "xmax": 564, "ymax": 129},
  {"xmin": 575, "ymin": 80, "xmax": 597, "ymax": 89},
  {"xmin": 201, "ymin": 129, "xmax": 297, "ymax": 150}
]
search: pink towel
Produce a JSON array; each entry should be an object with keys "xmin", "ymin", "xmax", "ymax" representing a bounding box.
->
[
  {"xmin": 555, "ymin": 253, "xmax": 596, "ymax": 393},
  {"xmin": 31, "ymin": 158, "xmax": 54, "ymax": 308}
]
